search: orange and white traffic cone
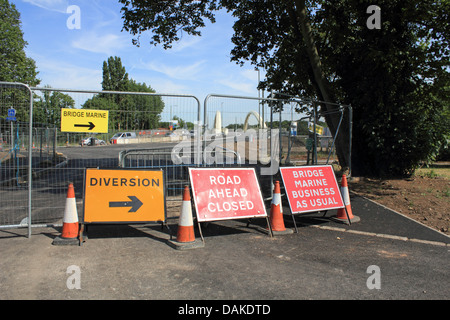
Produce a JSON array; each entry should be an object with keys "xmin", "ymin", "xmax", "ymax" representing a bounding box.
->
[
  {"xmin": 52, "ymin": 183, "xmax": 80, "ymax": 245},
  {"xmin": 269, "ymin": 181, "xmax": 293, "ymax": 235},
  {"xmin": 167, "ymin": 186, "xmax": 204, "ymax": 250},
  {"xmin": 177, "ymin": 186, "xmax": 195, "ymax": 243},
  {"xmin": 332, "ymin": 175, "xmax": 360, "ymax": 224}
]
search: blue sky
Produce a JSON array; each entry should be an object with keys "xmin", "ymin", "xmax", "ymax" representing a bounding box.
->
[{"xmin": 12, "ymin": 0, "xmax": 264, "ymax": 102}]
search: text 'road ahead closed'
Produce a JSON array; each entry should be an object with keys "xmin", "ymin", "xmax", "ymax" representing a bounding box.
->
[{"xmin": 189, "ymin": 168, "xmax": 267, "ymax": 222}]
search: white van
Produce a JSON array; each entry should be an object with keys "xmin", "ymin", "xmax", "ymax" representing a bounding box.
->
[{"xmin": 110, "ymin": 132, "xmax": 136, "ymax": 144}]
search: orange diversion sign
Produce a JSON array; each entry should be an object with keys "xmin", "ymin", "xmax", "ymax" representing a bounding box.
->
[{"xmin": 83, "ymin": 168, "xmax": 165, "ymax": 223}]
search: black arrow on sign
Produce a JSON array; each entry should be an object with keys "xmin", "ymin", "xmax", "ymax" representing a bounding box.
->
[
  {"xmin": 74, "ymin": 122, "xmax": 95, "ymax": 131},
  {"xmin": 109, "ymin": 196, "xmax": 143, "ymax": 213}
]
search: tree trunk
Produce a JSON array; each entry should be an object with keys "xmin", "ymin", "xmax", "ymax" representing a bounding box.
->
[{"xmin": 289, "ymin": 0, "xmax": 351, "ymax": 172}]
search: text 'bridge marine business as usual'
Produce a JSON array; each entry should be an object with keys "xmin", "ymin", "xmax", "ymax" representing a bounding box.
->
[{"xmin": 280, "ymin": 165, "xmax": 344, "ymax": 214}]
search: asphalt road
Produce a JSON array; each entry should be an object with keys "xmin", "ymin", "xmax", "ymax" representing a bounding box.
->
[
  {"xmin": 1, "ymin": 142, "xmax": 448, "ymax": 308},
  {"xmin": 0, "ymin": 192, "xmax": 448, "ymax": 303}
]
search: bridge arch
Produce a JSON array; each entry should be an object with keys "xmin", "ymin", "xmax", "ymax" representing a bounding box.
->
[
  {"xmin": 243, "ymin": 111, "xmax": 267, "ymax": 131},
  {"xmin": 211, "ymin": 110, "xmax": 267, "ymax": 132}
]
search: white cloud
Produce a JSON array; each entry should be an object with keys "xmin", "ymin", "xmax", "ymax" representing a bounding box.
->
[
  {"xmin": 217, "ymin": 78, "xmax": 256, "ymax": 95},
  {"xmin": 170, "ymin": 37, "xmax": 202, "ymax": 53},
  {"xmin": 216, "ymin": 69, "xmax": 260, "ymax": 95},
  {"xmin": 19, "ymin": 1, "xmax": 260, "ymax": 101},
  {"xmin": 151, "ymin": 79, "xmax": 190, "ymax": 94},
  {"xmin": 241, "ymin": 68, "xmax": 260, "ymax": 81},
  {"xmin": 71, "ymin": 32, "xmax": 129, "ymax": 55},
  {"xmin": 22, "ymin": 0, "xmax": 69, "ymax": 13},
  {"xmin": 141, "ymin": 60, "xmax": 206, "ymax": 81},
  {"xmin": 32, "ymin": 54, "xmax": 102, "ymax": 90}
]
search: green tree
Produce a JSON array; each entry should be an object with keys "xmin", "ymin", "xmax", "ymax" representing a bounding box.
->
[
  {"xmin": 119, "ymin": 0, "xmax": 449, "ymax": 177},
  {"xmin": 313, "ymin": 0, "xmax": 449, "ymax": 176},
  {"xmin": 83, "ymin": 94, "xmax": 120, "ymax": 129},
  {"xmin": 83, "ymin": 56, "xmax": 130, "ymax": 130},
  {"xmin": 33, "ymin": 87, "xmax": 75, "ymax": 126},
  {"xmin": 0, "ymin": 0, "xmax": 39, "ymax": 85},
  {"xmin": 0, "ymin": 0, "xmax": 40, "ymax": 122},
  {"xmin": 127, "ymin": 79, "xmax": 164, "ymax": 130},
  {"xmin": 101, "ymin": 56, "xmax": 129, "ymax": 129},
  {"xmin": 101, "ymin": 56, "xmax": 129, "ymax": 92},
  {"xmin": 83, "ymin": 56, "xmax": 165, "ymax": 131}
]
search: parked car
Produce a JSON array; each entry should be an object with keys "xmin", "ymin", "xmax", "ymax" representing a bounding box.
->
[
  {"xmin": 80, "ymin": 137, "xmax": 106, "ymax": 146},
  {"xmin": 110, "ymin": 132, "xmax": 136, "ymax": 144}
]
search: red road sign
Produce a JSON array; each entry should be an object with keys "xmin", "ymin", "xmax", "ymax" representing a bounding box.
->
[
  {"xmin": 280, "ymin": 165, "xmax": 344, "ymax": 214},
  {"xmin": 189, "ymin": 168, "xmax": 267, "ymax": 222}
]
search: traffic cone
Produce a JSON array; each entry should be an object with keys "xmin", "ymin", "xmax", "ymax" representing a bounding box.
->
[
  {"xmin": 167, "ymin": 186, "xmax": 204, "ymax": 250},
  {"xmin": 52, "ymin": 183, "xmax": 80, "ymax": 245},
  {"xmin": 177, "ymin": 186, "xmax": 195, "ymax": 242},
  {"xmin": 269, "ymin": 181, "xmax": 293, "ymax": 235},
  {"xmin": 332, "ymin": 175, "xmax": 360, "ymax": 224}
]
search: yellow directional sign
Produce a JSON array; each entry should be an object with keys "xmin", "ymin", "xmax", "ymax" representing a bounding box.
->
[
  {"xmin": 308, "ymin": 122, "xmax": 324, "ymax": 136},
  {"xmin": 83, "ymin": 169, "xmax": 165, "ymax": 223},
  {"xmin": 61, "ymin": 108, "xmax": 109, "ymax": 133}
]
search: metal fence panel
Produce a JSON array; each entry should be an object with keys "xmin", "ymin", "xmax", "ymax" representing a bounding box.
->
[
  {"xmin": 284, "ymin": 100, "xmax": 350, "ymax": 168},
  {"xmin": 0, "ymin": 82, "xmax": 352, "ymax": 236},
  {"xmin": 204, "ymin": 93, "xmax": 351, "ymax": 169},
  {"xmin": 0, "ymin": 82, "xmax": 34, "ymax": 236},
  {"xmin": 119, "ymin": 142, "xmax": 243, "ymax": 199},
  {"xmin": 1, "ymin": 84, "xmax": 201, "ymax": 234},
  {"xmin": 203, "ymin": 93, "xmax": 288, "ymax": 200},
  {"xmin": 203, "ymin": 93, "xmax": 352, "ymax": 199}
]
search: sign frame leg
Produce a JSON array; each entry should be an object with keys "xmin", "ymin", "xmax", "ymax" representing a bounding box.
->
[
  {"xmin": 290, "ymin": 214, "xmax": 298, "ymax": 233},
  {"xmin": 197, "ymin": 220, "xmax": 205, "ymax": 244},
  {"xmin": 245, "ymin": 218, "xmax": 274, "ymax": 237},
  {"xmin": 265, "ymin": 216, "xmax": 274, "ymax": 237}
]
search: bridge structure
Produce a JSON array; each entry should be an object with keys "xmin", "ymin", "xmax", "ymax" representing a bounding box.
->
[{"xmin": 212, "ymin": 110, "xmax": 267, "ymax": 134}]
